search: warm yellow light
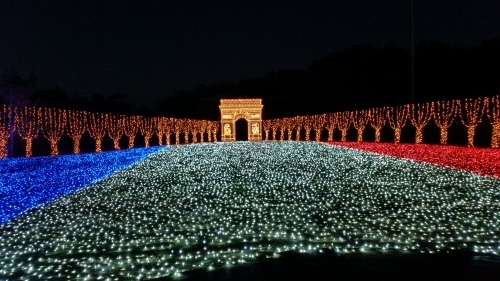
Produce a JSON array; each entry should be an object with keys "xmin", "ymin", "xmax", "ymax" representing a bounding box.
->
[
  {"xmin": 15, "ymin": 106, "xmax": 42, "ymax": 157},
  {"xmin": 139, "ymin": 117, "xmax": 155, "ymax": 147},
  {"xmin": 312, "ymin": 114, "xmax": 326, "ymax": 141},
  {"xmin": 334, "ymin": 111, "xmax": 352, "ymax": 142},
  {"xmin": 0, "ymin": 104, "xmax": 11, "ymax": 158},
  {"xmin": 434, "ymin": 100, "xmax": 459, "ymax": 145},
  {"xmin": 124, "ymin": 116, "xmax": 140, "ymax": 149},
  {"xmin": 386, "ymin": 105, "xmax": 408, "ymax": 144},
  {"xmin": 368, "ymin": 107, "xmax": 386, "ymax": 143},
  {"xmin": 486, "ymin": 95, "xmax": 500, "ymax": 148},
  {"xmin": 409, "ymin": 102, "xmax": 433, "ymax": 144},
  {"xmin": 294, "ymin": 116, "xmax": 303, "ymax": 141},
  {"xmin": 458, "ymin": 97, "xmax": 487, "ymax": 147},
  {"xmin": 88, "ymin": 112, "xmax": 108, "ymax": 152},
  {"xmin": 219, "ymin": 99, "xmax": 263, "ymax": 142},
  {"xmin": 41, "ymin": 108, "xmax": 67, "ymax": 156},
  {"xmin": 2, "ymin": 94, "xmax": 499, "ymax": 159},
  {"xmin": 352, "ymin": 110, "xmax": 369, "ymax": 142},
  {"xmin": 325, "ymin": 113, "xmax": 337, "ymax": 142}
]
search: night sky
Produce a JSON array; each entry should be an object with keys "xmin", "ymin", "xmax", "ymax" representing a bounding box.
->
[{"xmin": 1, "ymin": 0, "xmax": 499, "ymax": 109}]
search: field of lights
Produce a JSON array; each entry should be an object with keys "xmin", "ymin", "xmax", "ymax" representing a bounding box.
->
[
  {"xmin": 0, "ymin": 146, "xmax": 164, "ymax": 224},
  {"xmin": 1, "ymin": 141, "xmax": 499, "ymax": 280}
]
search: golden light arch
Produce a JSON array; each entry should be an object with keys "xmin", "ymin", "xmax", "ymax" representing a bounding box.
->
[{"xmin": 219, "ymin": 99, "xmax": 263, "ymax": 141}]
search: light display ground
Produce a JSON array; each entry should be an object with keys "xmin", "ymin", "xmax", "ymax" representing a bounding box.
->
[
  {"xmin": 329, "ymin": 142, "xmax": 500, "ymax": 178},
  {"xmin": 1, "ymin": 141, "xmax": 499, "ymax": 280}
]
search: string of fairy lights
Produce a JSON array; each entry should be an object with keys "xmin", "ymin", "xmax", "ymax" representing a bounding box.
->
[
  {"xmin": 0, "ymin": 94, "xmax": 499, "ymax": 158},
  {"xmin": 0, "ymin": 141, "xmax": 499, "ymax": 280}
]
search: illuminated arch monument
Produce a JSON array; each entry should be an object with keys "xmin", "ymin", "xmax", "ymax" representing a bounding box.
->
[{"xmin": 219, "ymin": 99, "xmax": 263, "ymax": 141}]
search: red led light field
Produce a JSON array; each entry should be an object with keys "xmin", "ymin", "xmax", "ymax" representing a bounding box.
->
[{"xmin": 328, "ymin": 142, "xmax": 500, "ymax": 178}]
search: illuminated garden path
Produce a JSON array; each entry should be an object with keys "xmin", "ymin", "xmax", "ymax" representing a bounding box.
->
[
  {"xmin": 0, "ymin": 146, "xmax": 165, "ymax": 224},
  {"xmin": 327, "ymin": 142, "xmax": 500, "ymax": 178},
  {"xmin": 0, "ymin": 141, "xmax": 499, "ymax": 280}
]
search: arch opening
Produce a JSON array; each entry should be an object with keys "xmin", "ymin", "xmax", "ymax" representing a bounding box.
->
[{"xmin": 235, "ymin": 119, "xmax": 249, "ymax": 141}]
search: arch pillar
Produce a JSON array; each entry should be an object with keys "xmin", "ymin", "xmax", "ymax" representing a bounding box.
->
[{"xmin": 219, "ymin": 99, "xmax": 263, "ymax": 141}]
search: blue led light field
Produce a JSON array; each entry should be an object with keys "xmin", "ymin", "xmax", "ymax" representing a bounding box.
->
[
  {"xmin": 0, "ymin": 146, "xmax": 165, "ymax": 224},
  {"xmin": 0, "ymin": 141, "xmax": 499, "ymax": 280}
]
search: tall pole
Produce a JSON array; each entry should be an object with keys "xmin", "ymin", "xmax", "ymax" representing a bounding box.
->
[{"xmin": 410, "ymin": 0, "xmax": 415, "ymax": 104}]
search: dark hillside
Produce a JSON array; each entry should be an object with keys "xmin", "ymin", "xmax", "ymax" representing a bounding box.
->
[{"xmin": 156, "ymin": 37, "xmax": 500, "ymax": 120}]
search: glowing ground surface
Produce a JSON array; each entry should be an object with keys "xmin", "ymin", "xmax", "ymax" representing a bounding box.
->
[
  {"xmin": 0, "ymin": 146, "xmax": 165, "ymax": 224},
  {"xmin": 0, "ymin": 141, "xmax": 499, "ymax": 280},
  {"xmin": 328, "ymin": 142, "xmax": 500, "ymax": 178}
]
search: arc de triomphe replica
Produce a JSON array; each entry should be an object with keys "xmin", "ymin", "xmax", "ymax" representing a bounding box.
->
[{"xmin": 219, "ymin": 99, "xmax": 263, "ymax": 141}]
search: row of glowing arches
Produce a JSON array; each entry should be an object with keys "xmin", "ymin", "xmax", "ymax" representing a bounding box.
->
[
  {"xmin": 0, "ymin": 108, "xmax": 220, "ymax": 157},
  {"xmin": 263, "ymin": 95, "xmax": 500, "ymax": 148}
]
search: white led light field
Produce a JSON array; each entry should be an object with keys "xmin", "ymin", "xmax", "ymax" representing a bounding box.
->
[{"xmin": 1, "ymin": 141, "xmax": 499, "ymax": 280}]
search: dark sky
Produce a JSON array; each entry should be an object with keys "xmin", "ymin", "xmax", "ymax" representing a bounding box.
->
[{"xmin": 1, "ymin": 0, "xmax": 499, "ymax": 109}]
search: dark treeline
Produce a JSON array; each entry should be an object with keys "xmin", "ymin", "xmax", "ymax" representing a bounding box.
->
[
  {"xmin": 1, "ymin": 37, "xmax": 499, "ymax": 120},
  {"xmin": 157, "ymin": 37, "xmax": 500, "ymax": 120},
  {"xmin": 0, "ymin": 71, "xmax": 155, "ymax": 117}
]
